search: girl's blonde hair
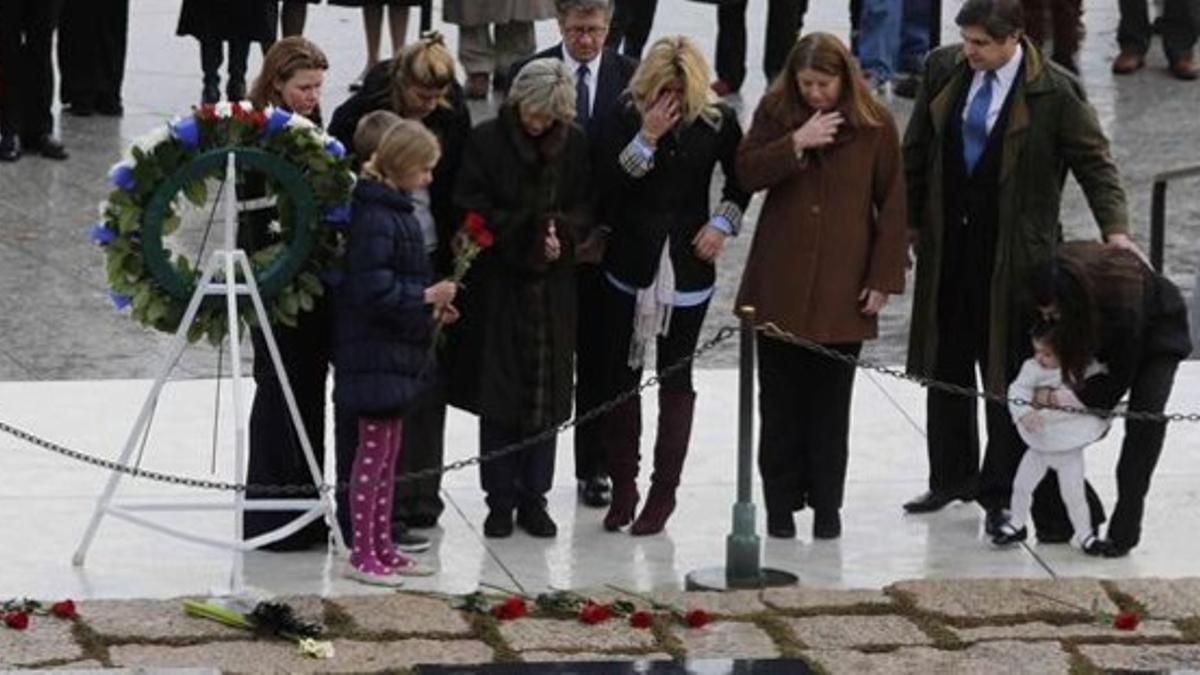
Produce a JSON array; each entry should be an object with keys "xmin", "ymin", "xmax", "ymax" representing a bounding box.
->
[
  {"xmin": 362, "ymin": 118, "xmax": 441, "ymax": 184},
  {"xmin": 390, "ymin": 32, "xmax": 458, "ymax": 112},
  {"xmin": 761, "ymin": 32, "xmax": 888, "ymax": 128},
  {"xmin": 249, "ymin": 36, "xmax": 329, "ymax": 111},
  {"xmin": 353, "ymin": 109, "xmax": 404, "ymax": 159},
  {"xmin": 629, "ymin": 36, "xmax": 720, "ymax": 127},
  {"xmin": 508, "ymin": 58, "xmax": 577, "ymax": 122}
]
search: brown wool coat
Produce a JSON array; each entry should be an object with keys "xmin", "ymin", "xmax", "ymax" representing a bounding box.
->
[{"xmin": 735, "ymin": 103, "xmax": 908, "ymax": 343}]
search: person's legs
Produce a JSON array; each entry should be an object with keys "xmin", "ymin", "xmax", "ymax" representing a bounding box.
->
[
  {"xmin": 0, "ymin": 0, "xmax": 24, "ymax": 139},
  {"xmin": 20, "ymin": 0, "xmax": 65, "ymax": 142},
  {"xmin": 714, "ymin": 0, "xmax": 748, "ymax": 92},
  {"xmin": 802, "ymin": 342, "xmax": 861, "ymax": 539},
  {"xmin": 363, "ymin": 4, "xmax": 384, "ymax": 69},
  {"xmin": 227, "ymin": 39, "xmax": 250, "ymax": 101},
  {"xmin": 1049, "ymin": 0, "xmax": 1083, "ymax": 71},
  {"xmin": 574, "ymin": 265, "xmax": 610, "ymax": 503},
  {"xmin": 281, "ymin": 0, "xmax": 308, "ymax": 36},
  {"xmin": 347, "ymin": 418, "xmax": 397, "ymax": 577},
  {"xmin": 1049, "ymin": 449, "xmax": 1095, "ymax": 547},
  {"xmin": 1161, "ymin": 0, "xmax": 1200, "ymax": 76},
  {"xmin": 764, "ymin": 0, "xmax": 807, "ymax": 81},
  {"xmin": 479, "ymin": 417, "xmax": 520, "ymax": 536},
  {"xmin": 756, "ymin": 334, "xmax": 806, "ymax": 534},
  {"xmin": 387, "ymin": 3, "xmax": 410, "ymax": 55},
  {"xmin": 458, "ymin": 23, "xmax": 494, "ymax": 76},
  {"xmin": 1006, "ymin": 449, "xmax": 1046, "ymax": 531},
  {"xmin": 493, "ymin": 19, "xmax": 536, "ymax": 86},
  {"xmin": 394, "ymin": 376, "xmax": 447, "ymax": 528},
  {"xmin": 199, "ymin": 38, "xmax": 223, "ymax": 104},
  {"xmin": 1117, "ymin": 0, "xmax": 1152, "ymax": 54},
  {"xmin": 898, "ymin": 0, "xmax": 932, "ymax": 74},
  {"xmin": 856, "ymin": 0, "xmax": 901, "ymax": 84},
  {"xmin": 600, "ymin": 283, "xmax": 643, "ymax": 530},
  {"xmin": 100, "ymin": 0, "xmax": 130, "ymax": 113},
  {"xmin": 920, "ymin": 306, "xmax": 980, "ymax": 503},
  {"xmin": 622, "ymin": 0, "xmax": 658, "ymax": 58}
]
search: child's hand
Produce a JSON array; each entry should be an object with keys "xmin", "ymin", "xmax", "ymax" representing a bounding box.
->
[
  {"xmin": 1018, "ymin": 412, "xmax": 1043, "ymax": 434},
  {"xmin": 424, "ymin": 279, "xmax": 457, "ymax": 306},
  {"xmin": 544, "ymin": 221, "xmax": 562, "ymax": 262}
]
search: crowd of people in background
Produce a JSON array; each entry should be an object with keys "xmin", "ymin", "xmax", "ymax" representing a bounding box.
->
[{"xmin": 0, "ymin": 0, "xmax": 1194, "ymax": 586}]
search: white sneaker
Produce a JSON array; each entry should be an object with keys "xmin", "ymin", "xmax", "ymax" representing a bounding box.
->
[
  {"xmin": 392, "ymin": 558, "xmax": 437, "ymax": 577},
  {"xmin": 342, "ymin": 564, "xmax": 405, "ymax": 587}
]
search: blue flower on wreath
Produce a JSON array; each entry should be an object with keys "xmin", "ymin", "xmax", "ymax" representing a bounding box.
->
[
  {"xmin": 172, "ymin": 117, "xmax": 201, "ymax": 150},
  {"xmin": 89, "ymin": 222, "xmax": 116, "ymax": 246},
  {"xmin": 324, "ymin": 138, "xmax": 346, "ymax": 160},
  {"xmin": 324, "ymin": 202, "xmax": 352, "ymax": 226},
  {"xmin": 265, "ymin": 108, "xmax": 293, "ymax": 136},
  {"xmin": 109, "ymin": 163, "xmax": 136, "ymax": 193},
  {"xmin": 108, "ymin": 290, "xmax": 132, "ymax": 310}
]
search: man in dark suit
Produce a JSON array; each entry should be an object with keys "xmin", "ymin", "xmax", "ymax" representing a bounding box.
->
[
  {"xmin": 0, "ymin": 0, "xmax": 69, "ymax": 161},
  {"xmin": 508, "ymin": 0, "xmax": 638, "ymax": 509}
]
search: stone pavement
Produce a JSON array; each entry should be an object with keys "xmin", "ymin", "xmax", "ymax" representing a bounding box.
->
[{"xmin": 5, "ymin": 578, "xmax": 1200, "ymax": 673}]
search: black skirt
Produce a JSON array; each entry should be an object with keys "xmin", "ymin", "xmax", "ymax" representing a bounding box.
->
[
  {"xmin": 177, "ymin": 0, "xmax": 278, "ymax": 43},
  {"xmin": 328, "ymin": 0, "xmax": 424, "ymax": 6}
]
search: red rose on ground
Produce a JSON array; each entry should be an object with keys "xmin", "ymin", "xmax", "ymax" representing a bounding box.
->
[
  {"xmin": 4, "ymin": 611, "xmax": 30, "ymax": 630},
  {"xmin": 51, "ymin": 600, "xmax": 78, "ymax": 620},
  {"xmin": 685, "ymin": 609, "xmax": 710, "ymax": 628},
  {"xmin": 629, "ymin": 610, "xmax": 653, "ymax": 628},
  {"xmin": 1113, "ymin": 610, "xmax": 1141, "ymax": 631},
  {"xmin": 490, "ymin": 596, "xmax": 527, "ymax": 621},
  {"xmin": 579, "ymin": 602, "xmax": 611, "ymax": 625}
]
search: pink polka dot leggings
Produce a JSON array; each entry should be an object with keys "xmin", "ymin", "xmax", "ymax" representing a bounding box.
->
[{"xmin": 349, "ymin": 417, "xmax": 412, "ymax": 575}]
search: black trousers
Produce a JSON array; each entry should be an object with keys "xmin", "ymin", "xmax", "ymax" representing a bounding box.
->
[
  {"xmin": 573, "ymin": 264, "xmax": 608, "ymax": 481},
  {"xmin": 200, "ymin": 38, "xmax": 254, "ymax": 88},
  {"xmin": 57, "ymin": 0, "xmax": 129, "ymax": 108},
  {"xmin": 244, "ymin": 300, "xmax": 334, "ymax": 549},
  {"xmin": 599, "ymin": 280, "xmax": 709, "ymax": 397},
  {"xmin": 0, "ymin": 0, "xmax": 65, "ymax": 139},
  {"xmin": 394, "ymin": 370, "xmax": 447, "ymax": 524},
  {"xmin": 607, "ymin": 0, "xmax": 658, "ymax": 59},
  {"xmin": 1118, "ymin": 0, "xmax": 1200, "ymax": 55},
  {"xmin": 479, "ymin": 418, "xmax": 557, "ymax": 512},
  {"xmin": 757, "ymin": 334, "xmax": 860, "ymax": 517},
  {"xmin": 715, "ymin": 0, "xmax": 808, "ymax": 91}
]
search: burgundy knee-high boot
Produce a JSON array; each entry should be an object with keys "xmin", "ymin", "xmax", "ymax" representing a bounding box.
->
[
  {"xmin": 603, "ymin": 396, "xmax": 642, "ymax": 531},
  {"xmin": 631, "ymin": 389, "xmax": 695, "ymax": 536}
]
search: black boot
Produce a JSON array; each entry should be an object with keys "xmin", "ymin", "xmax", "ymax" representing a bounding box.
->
[
  {"xmin": 200, "ymin": 39, "xmax": 223, "ymax": 104},
  {"xmin": 227, "ymin": 39, "xmax": 250, "ymax": 101}
]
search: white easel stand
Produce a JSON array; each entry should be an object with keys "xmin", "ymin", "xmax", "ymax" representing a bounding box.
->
[{"xmin": 73, "ymin": 152, "xmax": 346, "ymax": 594}]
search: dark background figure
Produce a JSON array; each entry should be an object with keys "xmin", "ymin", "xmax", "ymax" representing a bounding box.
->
[
  {"xmin": 280, "ymin": 0, "xmax": 318, "ymax": 37},
  {"xmin": 689, "ymin": 0, "xmax": 808, "ymax": 96},
  {"xmin": 903, "ymin": 0, "xmax": 1134, "ymax": 543},
  {"xmin": 452, "ymin": 59, "xmax": 592, "ymax": 540},
  {"xmin": 1020, "ymin": 0, "xmax": 1083, "ymax": 73},
  {"xmin": 1029, "ymin": 242, "xmax": 1191, "ymax": 558},
  {"xmin": 58, "ymin": 0, "xmax": 129, "ymax": 117},
  {"xmin": 606, "ymin": 0, "xmax": 658, "ymax": 59},
  {"xmin": 508, "ymin": 0, "xmax": 638, "ymax": 510},
  {"xmin": 0, "ymin": 0, "xmax": 68, "ymax": 161},
  {"xmin": 1112, "ymin": 0, "xmax": 1200, "ymax": 80},
  {"xmin": 329, "ymin": 35, "xmax": 471, "ymax": 533},
  {"xmin": 443, "ymin": 0, "xmax": 556, "ymax": 99},
  {"xmin": 177, "ymin": 0, "xmax": 279, "ymax": 104},
  {"xmin": 855, "ymin": 0, "xmax": 933, "ymax": 97}
]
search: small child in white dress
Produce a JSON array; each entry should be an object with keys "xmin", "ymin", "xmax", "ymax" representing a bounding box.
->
[{"xmin": 993, "ymin": 322, "xmax": 1109, "ymax": 554}]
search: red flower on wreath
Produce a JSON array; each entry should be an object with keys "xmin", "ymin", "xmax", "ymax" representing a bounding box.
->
[
  {"xmin": 196, "ymin": 104, "xmax": 219, "ymax": 122},
  {"xmin": 51, "ymin": 600, "xmax": 78, "ymax": 620},
  {"xmin": 685, "ymin": 609, "xmax": 711, "ymax": 628},
  {"xmin": 4, "ymin": 611, "xmax": 30, "ymax": 630},
  {"xmin": 579, "ymin": 602, "xmax": 612, "ymax": 625},
  {"xmin": 490, "ymin": 596, "xmax": 528, "ymax": 621},
  {"xmin": 1113, "ymin": 610, "xmax": 1141, "ymax": 631},
  {"xmin": 629, "ymin": 610, "xmax": 654, "ymax": 629}
]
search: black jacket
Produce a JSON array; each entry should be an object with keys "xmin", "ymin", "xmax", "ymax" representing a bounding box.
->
[
  {"xmin": 332, "ymin": 179, "xmax": 433, "ymax": 418},
  {"xmin": 327, "ymin": 61, "xmax": 473, "ymax": 276},
  {"xmin": 599, "ymin": 96, "xmax": 750, "ymax": 291},
  {"xmin": 448, "ymin": 106, "xmax": 593, "ymax": 429}
]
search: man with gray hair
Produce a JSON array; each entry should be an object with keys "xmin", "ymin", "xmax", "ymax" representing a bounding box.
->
[
  {"xmin": 903, "ymin": 0, "xmax": 1136, "ymax": 544},
  {"xmin": 509, "ymin": 0, "xmax": 638, "ymax": 510}
]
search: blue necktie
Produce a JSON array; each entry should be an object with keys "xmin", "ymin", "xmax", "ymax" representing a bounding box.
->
[
  {"xmin": 575, "ymin": 64, "xmax": 591, "ymax": 129},
  {"xmin": 962, "ymin": 70, "xmax": 996, "ymax": 174}
]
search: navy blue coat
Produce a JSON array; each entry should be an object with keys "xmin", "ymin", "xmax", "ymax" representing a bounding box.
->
[{"xmin": 333, "ymin": 179, "xmax": 434, "ymax": 418}]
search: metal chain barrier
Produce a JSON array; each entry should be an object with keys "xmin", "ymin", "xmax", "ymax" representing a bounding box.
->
[{"xmin": 0, "ymin": 325, "xmax": 738, "ymax": 496}]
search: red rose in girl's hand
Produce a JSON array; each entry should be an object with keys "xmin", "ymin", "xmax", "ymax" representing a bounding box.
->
[
  {"xmin": 4, "ymin": 611, "xmax": 30, "ymax": 630},
  {"xmin": 51, "ymin": 600, "xmax": 78, "ymax": 620},
  {"xmin": 1113, "ymin": 611, "xmax": 1141, "ymax": 631},
  {"xmin": 629, "ymin": 610, "xmax": 653, "ymax": 628},
  {"xmin": 579, "ymin": 602, "xmax": 611, "ymax": 624},
  {"xmin": 685, "ymin": 609, "xmax": 710, "ymax": 628}
]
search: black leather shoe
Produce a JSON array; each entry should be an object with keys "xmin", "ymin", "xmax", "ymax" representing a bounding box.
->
[
  {"xmin": 483, "ymin": 508, "xmax": 514, "ymax": 538},
  {"xmin": 578, "ymin": 477, "xmax": 612, "ymax": 508},
  {"xmin": 767, "ymin": 511, "xmax": 796, "ymax": 539},
  {"xmin": 202, "ymin": 83, "xmax": 221, "ymax": 105},
  {"xmin": 991, "ymin": 523, "xmax": 1028, "ymax": 546},
  {"xmin": 65, "ymin": 101, "xmax": 95, "ymax": 117},
  {"xmin": 404, "ymin": 513, "xmax": 439, "ymax": 530},
  {"xmin": 1081, "ymin": 535, "xmax": 1106, "ymax": 557},
  {"xmin": 0, "ymin": 135, "xmax": 19, "ymax": 162},
  {"xmin": 96, "ymin": 98, "xmax": 125, "ymax": 117},
  {"xmin": 516, "ymin": 506, "xmax": 557, "ymax": 538},
  {"xmin": 904, "ymin": 489, "xmax": 972, "ymax": 513},
  {"xmin": 29, "ymin": 135, "xmax": 68, "ymax": 160},
  {"xmin": 1101, "ymin": 539, "xmax": 1132, "ymax": 558},
  {"xmin": 813, "ymin": 510, "xmax": 841, "ymax": 540},
  {"xmin": 984, "ymin": 507, "xmax": 1008, "ymax": 536}
]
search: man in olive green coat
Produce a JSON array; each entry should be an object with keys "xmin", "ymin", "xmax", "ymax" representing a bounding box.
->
[{"xmin": 902, "ymin": 0, "xmax": 1141, "ymax": 541}]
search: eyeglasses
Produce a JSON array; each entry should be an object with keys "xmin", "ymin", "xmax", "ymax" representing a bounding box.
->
[{"xmin": 564, "ymin": 25, "xmax": 608, "ymax": 39}]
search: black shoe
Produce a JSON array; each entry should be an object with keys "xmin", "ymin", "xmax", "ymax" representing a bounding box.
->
[
  {"xmin": 991, "ymin": 523, "xmax": 1028, "ymax": 547},
  {"xmin": 202, "ymin": 83, "xmax": 221, "ymax": 105},
  {"xmin": 1101, "ymin": 539, "xmax": 1132, "ymax": 558},
  {"xmin": 1081, "ymin": 535, "xmax": 1106, "ymax": 557},
  {"xmin": 28, "ymin": 135, "xmax": 68, "ymax": 160},
  {"xmin": 0, "ymin": 135, "xmax": 19, "ymax": 162},
  {"xmin": 578, "ymin": 477, "xmax": 612, "ymax": 508},
  {"xmin": 483, "ymin": 508, "xmax": 514, "ymax": 538},
  {"xmin": 767, "ymin": 511, "xmax": 796, "ymax": 539},
  {"xmin": 516, "ymin": 506, "xmax": 558, "ymax": 538},
  {"xmin": 891, "ymin": 73, "xmax": 920, "ymax": 99},
  {"xmin": 227, "ymin": 77, "xmax": 247, "ymax": 102},
  {"xmin": 404, "ymin": 513, "xmax": 440, "ymax": 530},
  {"xmin": 904, "ymin": 489, "xmax": 971, "ymax": 514},
  {"xmin": 813, "ymin": 510, "xmax": 841, "ymax": 540},
  {"xmin": 984, "ymin": 507, "xmax": 1008, "ymax": 536},
  {"xmin": 96, "ymin": 97, "xmax": 124, "ymax": 117},
  {"xmin": 65, "ymin": 101, "xmax": 95, "ymax": 117}
]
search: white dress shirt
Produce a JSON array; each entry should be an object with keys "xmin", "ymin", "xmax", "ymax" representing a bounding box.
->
[{"xmin": 962, "ymin": 43, "xmax": 1023, "ymax": 134}]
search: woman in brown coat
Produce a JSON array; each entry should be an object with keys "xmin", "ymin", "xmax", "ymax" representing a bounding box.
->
[{"xmin": 736, "ymin": 32, "xmax": 907, "ymax": 540}]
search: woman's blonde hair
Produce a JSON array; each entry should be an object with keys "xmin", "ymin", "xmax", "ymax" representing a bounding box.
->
[
  {"xmin": 761, "ymin": 32, "xmax": 888, "ymax": 128},
  {"xmin": 362, "ymin": 118, "xmax": 441, "ymax": 184},
  {"xmin": 629, "ymin": 36, "xmax": 720, "ymax": 127},
  {"xmin": 249, "ymin": 36, "xmax": 329, "ymax": 111},
  {"xmin": 390, "ymin": 32, "xmax": 458, "ymax": 112},
  {"xmin": 507, "ymin": 58, "xmax": 577, "ymax": 123}
]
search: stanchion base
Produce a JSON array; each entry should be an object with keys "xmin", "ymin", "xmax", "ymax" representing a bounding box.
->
[{"xmin": 684, "ymin": 566, "xmax": 799, "ymax": 591}]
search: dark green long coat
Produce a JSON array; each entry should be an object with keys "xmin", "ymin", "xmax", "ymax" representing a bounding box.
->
[{"xmin": 904, "ymin": 41, "xmax": 1129, "ymax": 394}]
